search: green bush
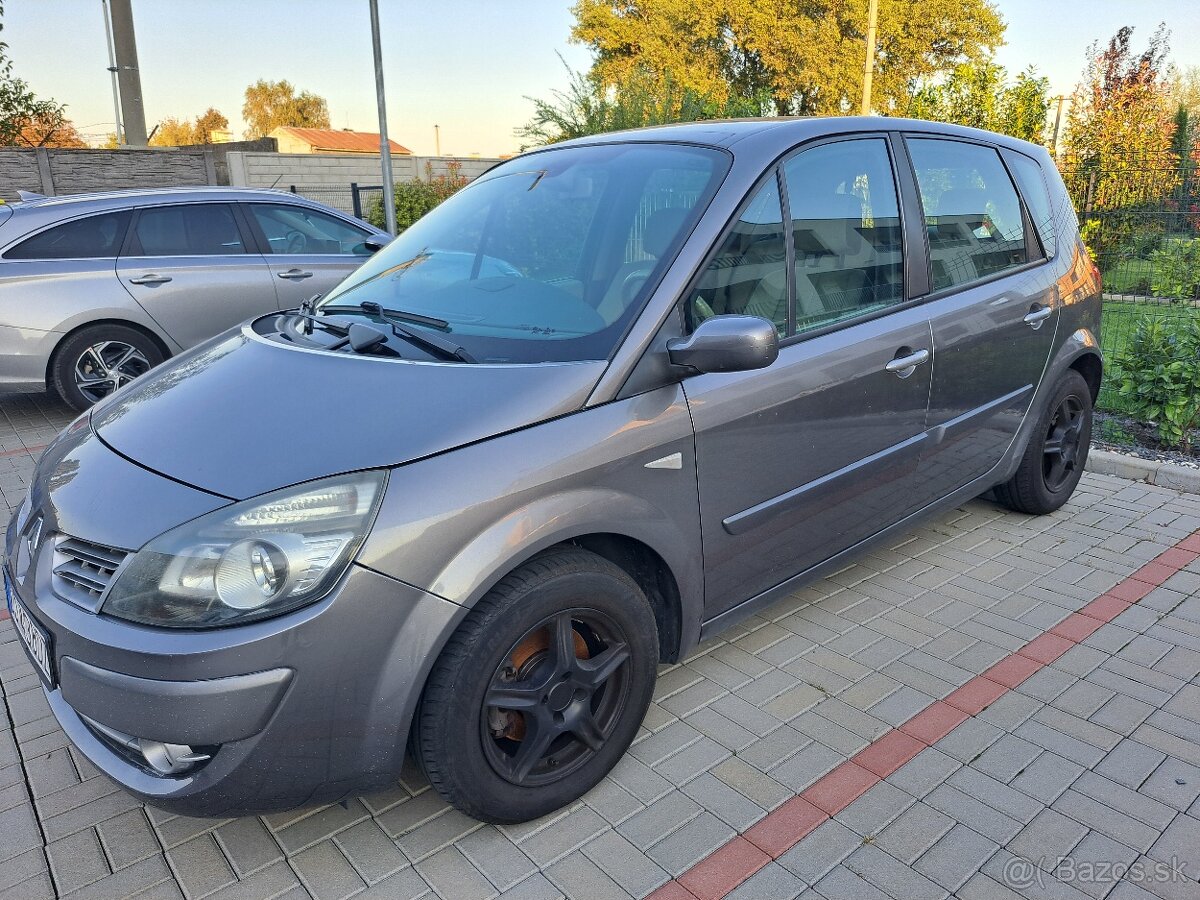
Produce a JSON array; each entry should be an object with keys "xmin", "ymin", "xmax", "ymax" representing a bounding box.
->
[
  {"xmin": 1114, "ymin": 315, "xmax": 1200, "ymax": 450},
  {"xmin": 1149, "ymin": 238, "xmax": 1200, "ymax": 300},
  {"xmin": 367, "ymin": 161, "xmax": 470, "ymax": 233}
]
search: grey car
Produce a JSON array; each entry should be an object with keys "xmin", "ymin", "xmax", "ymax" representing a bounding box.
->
[
  {"xmin": 0, "ymin": 187, "xmax": 388, "ymax": 410},
  {"xmin": 4, "ymin": 118, "xmax": 1102, "ymax": 824}
]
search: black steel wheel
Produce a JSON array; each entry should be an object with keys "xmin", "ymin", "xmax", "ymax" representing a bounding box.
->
[
  {"xmin": 414, "ymin": 547, "xmax": 659, "ymax": 824},
  {"xmin": 994, "ymin": 369, "xmax": 1093, "ymax": 515}
]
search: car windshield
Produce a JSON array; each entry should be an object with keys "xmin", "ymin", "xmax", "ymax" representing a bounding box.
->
[{"xmin": 317, "ymin": 142, "xmax": 728, "ymax": 363}]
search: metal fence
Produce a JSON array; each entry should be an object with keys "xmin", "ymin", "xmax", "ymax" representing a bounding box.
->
[
  {"xmin": 288, "ymin": 184, "xmax": 386, "ymax": 224},
  {"xmin": 1059, "ymin": 153, "xmax": 1200, "ymax": 444}
]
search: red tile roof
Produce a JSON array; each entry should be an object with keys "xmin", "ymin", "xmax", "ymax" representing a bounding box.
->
[{"xmin": 275, "ymin": 127, "xmax": 411, "ymax": 154}]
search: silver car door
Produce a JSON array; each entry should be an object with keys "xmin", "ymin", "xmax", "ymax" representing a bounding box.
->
[
  {"xmin": 240, "ymin": 201, "xmax": 376, "ymax": 308},
  {"xmin": 116, "ymin": 203, "xmax": 279, "ymax": 349}
]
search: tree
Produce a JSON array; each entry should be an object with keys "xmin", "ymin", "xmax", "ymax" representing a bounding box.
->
[
  {"xmin": 0, "ymin": 0, "xmax": 72, "ymax": 147},
  {"xmin": 518, "ymin": 57, "xmax": 768, "ymax": 147},
  {"xmin": 907, "ymin": 62, "xmax": 1051, "ymax": 143},
  {"xmin": 148, "ymin": 108, "xmax": 229, "ymax": 147},
  {"xmin": 1061, "ymin": 25, "xmax": 1177, "ymax": 211},
  {"xmin": 241, "ymin": 79, "xmax": 329, "ymax": 139},
  {"xmin": 570, "ymin": 0, "xmax": 1004, "ymax": 117},
  {"xmin": 17, "ymin": 114, "xmax": 85, "ymax": 147}
]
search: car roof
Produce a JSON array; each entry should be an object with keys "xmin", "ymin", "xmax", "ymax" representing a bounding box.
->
[{"xmin": 536, "ymin": 116, "xmax": 1052, "ymax": 160}]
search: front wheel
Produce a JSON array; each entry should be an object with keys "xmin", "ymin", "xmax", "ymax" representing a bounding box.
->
[
  {"xmin": 413, "ymin": 548, "xmax": 659, "ymax": 824},
  {"xmin": 994, "ymin": 369, "xmax": 1093, "ymax": 515}
]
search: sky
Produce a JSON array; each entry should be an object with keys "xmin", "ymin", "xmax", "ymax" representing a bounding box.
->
[{"xmin": 3, "ymin": 0, "xmax": 1198, "ymax": 156}]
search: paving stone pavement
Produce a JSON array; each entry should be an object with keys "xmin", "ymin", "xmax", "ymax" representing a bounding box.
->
[{"xmin": 1, "ymin": 391, "xmax": 1199, "ymax": 900}]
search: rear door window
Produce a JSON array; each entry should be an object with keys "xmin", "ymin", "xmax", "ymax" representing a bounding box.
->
[
  {"xmin": 906, "ymin": 138, "xmax": 1028, "ymax": 292},
  {"xmin": 4, "ymin": 210, "xmax": 131, "ymax": 260},
  {"xmin": 130, "ymin": 204, "xmax": 246, "ymax": 256}
]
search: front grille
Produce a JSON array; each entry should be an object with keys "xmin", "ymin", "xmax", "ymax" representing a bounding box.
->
[{"xmin": 52, "ymin": 537, "xmax": 129, "ymax": 612}]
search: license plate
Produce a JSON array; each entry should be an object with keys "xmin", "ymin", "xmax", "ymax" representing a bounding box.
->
[{"xmin": 5, "ymin": 572, "xmax": 55, "ymax": 688}]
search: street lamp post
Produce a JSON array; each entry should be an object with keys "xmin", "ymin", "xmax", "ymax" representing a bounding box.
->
[
  {"xmin": 861, "ymin": 0, "xmax": 879, "ymax": 116},
  {"xmin": 100, "ymin": 0, "xmax": 124, "ymax": 146},
  {"xmin": 369, "ymin": 0, "xmax": 397, "ymax": 235}
]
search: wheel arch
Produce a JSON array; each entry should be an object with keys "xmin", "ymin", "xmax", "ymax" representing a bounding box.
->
[{"xmin": 45, "ymin": 318, "xmax": 173, "ymax": 387}]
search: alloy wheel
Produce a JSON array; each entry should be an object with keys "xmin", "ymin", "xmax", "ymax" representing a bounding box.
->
[
  {"xmin": 481, "ymin": 609, "xmax": 632, "ymax": 787},
  {"xmin": 74, "ymin": 341, "xmax": 151, "ymax": 403},
  {"xmin": 1042, "ymin": 394, "xmax": 1085, "ymax": 492}
]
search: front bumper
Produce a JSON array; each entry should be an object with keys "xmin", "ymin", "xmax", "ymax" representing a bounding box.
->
[
  {"xmin": 7, "ymin": 558, "xmax": 461, "ymax": 816},
  {"xmin": 4, "ymin": 426, "xmax": 465, "ymax": 816}
]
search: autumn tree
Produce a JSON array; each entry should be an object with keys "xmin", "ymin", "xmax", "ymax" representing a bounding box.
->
[
  {"xmin": 17, "ymin": 115, "xmax": 85, "ymax": 147},
  {"xmin": 571, "ymin": 0, "xmax": 1004, "ymax": 117},
  {"xmin": 908, "ymin": 63, "xmax": 1051, "ymax": 143},
  {"xmin": 241, "ymin": 79, "xmax": 329, "ymax": 139},
  {"xmin": 519, "ymin": 58, "xmax": 768, "ymax": 146},
  {"xmin": 0, "ymin": 0, "xmax": 72, "ymax": 147},
  {"xmin": 1061, "ymin": 25, "xmax": 1177, "ymax": 213},
  {"xmin": 149, "ymin": 107, "xmax": 229, "ymax": 146}
]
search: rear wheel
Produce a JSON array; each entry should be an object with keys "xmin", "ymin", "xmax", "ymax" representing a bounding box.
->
[
  {"xmin": 413, "ymin": 548, "xmax": 659, "ymax": 824},
  {"xmin": 994, "ymin": 369, "xmax": 1092, "ymax": 515},
  {"xmin": 51, "ymin": 324, "xmax": 164, "ymax": 411}
]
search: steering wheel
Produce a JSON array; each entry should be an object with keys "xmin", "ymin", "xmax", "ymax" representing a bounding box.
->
[
  {"xmin": 619, "ymin": 263, "xmax": 656, "ymax": 307},
  {"xmin": 285, "ymin": 230, "xmax": 308, "ymax": 254}
]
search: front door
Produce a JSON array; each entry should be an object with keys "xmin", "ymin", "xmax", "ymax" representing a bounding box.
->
[
  {"xmin": 117, "ymin": 203, "xmax": 279, "ymax": 349},
  {"xmin": 686, "ymin": 137, "xmax": 932, "ymax": 619},
  {"xmin": 903, "ymin": 137, "xmax": 1059, "ymax": 501},
  {"xmin": 239, "ymin": 201, "xmax": 375, "ymax": 308}
]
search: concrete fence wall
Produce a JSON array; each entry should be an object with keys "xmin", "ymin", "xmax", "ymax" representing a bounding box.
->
[
  {"xmin": 0, "ymin": 147, "xmax": 215, "ymax": 201},
  {"xmin": 224, "ymin": 152, "xmax": 503, "ymax": 190},
  {"xmin": 0, "ymin": 147, "xmax": 505, "ymax": 204}
]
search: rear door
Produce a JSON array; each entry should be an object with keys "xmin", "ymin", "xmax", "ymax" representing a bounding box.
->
[
  {"xmin": 901, "ymin": 137, "xmax": 1059, "ymax": 501},
  {"xmin": 117, "ymin": 203, "xmax": 279, "ymax": 348},
  {"xmin": 240, "ymin": 201, "xmax": 376, "ymax": 308},
  {"xmin": 687, "ymin": 136, "xmax": 934, "ymax": 620}
]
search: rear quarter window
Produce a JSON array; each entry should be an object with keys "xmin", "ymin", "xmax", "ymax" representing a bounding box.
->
[
  {"xmin": 1007, "ymin": 153, "xmax": 1057, "ymax": 258},
  {"xmin": 4, "ymin": 210, "xmax": 131, "ymax": 260}
]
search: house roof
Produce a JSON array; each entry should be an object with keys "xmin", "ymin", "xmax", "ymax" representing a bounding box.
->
[{"xmin": 272, "ymin": 127, "xmax": 411, "ymax": 154}]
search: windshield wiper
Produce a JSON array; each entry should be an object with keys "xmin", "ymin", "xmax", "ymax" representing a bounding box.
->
[
  {"xmin": 322, "ymin": 300, "xmax": 450, "ymax": 331},
  {"xmin": 357, "ymin": 301, "xmax": 474, "ymax": 362}
]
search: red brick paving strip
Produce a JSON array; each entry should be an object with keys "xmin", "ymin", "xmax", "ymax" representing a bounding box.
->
[{"xmin": 647, "ymin": 529, "xmax": 1200, "ymax": 899}]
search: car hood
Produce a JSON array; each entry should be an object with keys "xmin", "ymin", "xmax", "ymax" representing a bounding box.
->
[{"xmin": 91, "ymin": 330, "xmax": 607, "ymax": 499}]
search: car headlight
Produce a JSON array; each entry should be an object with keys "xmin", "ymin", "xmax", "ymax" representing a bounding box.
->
[{"xmin": 102, "ymin": 471, "xmax": 387, "ymax": 628}]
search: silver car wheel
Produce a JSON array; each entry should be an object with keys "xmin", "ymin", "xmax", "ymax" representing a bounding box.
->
[{"xmin": 74, "ymin": 341, "xmax": 151, "ymax": 403}]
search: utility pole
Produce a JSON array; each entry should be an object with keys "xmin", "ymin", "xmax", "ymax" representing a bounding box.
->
[
  {"xmin": 860, "ymin": 0, "xmax": 879, "ymax": 116},
  {"xmin": 1050, "ymin": 95, "xmax": 1068, "ymax": 157},
  {"xmin": 369, "ymin": 0, "xmax": 397, "ymax": 235},
  {"xmin": 100, "ymin": 0, "xmax": 124, "ymax": 146},
  {"xmin": 434, "ymin": 124, "xmax": 441, "ymax": 157},
  {"xmin": 108, "ymin": 0, "xmax": 147, "ymax": 145}
]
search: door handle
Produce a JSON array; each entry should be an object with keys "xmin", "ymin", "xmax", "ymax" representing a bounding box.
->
[
  {"xmin": 884, "ymin": 348, "xmax": 930, "ymax": 378},
  {"xmin": 1023, "ymin": 305, "xmax": 1053, "ymax": 329},
  {"xmin": 277, "ymin": 269, "xmax": 314, "ymax": 280},
  {"xmin": 128, "ymin": 274, "xmax": 172, "ymax": 285}
]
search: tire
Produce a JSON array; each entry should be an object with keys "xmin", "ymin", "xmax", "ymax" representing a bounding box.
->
[
  {"xmin": 994, "ymin": 369, "xmax": 1092, "ymax": 515},
  {"xmin": 413, "ymin": 547, "xmax": 659, "ymax": 824},
  {"xmin": 50, "ymin": 324, "xmax": 165, "ymax": 412}
]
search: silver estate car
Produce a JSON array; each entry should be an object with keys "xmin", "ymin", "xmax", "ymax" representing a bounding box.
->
[
  {"xmin": 5, "ymin": 119, "xmax": 1102, "ymax": 824},
  {"xmin": 0, "ymin": 187, "xmax": 388, "ymax": 409}
]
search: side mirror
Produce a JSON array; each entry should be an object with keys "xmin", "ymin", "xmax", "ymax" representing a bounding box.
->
[
  {"xmin": 667, "ymin": 315, "xmax": 779, "ymax": 374},
  {"xmin": 363, "ymin": 234, "xmax": 394, "ymax": 253}
]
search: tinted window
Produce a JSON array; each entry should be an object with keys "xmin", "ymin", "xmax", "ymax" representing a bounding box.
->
[
  {"xmin": 318, "ymin": 143, "xmax": 726, "ymax": 364},
  {"xmin": 1007, "ymin": 153, "xmax": 1056, "ymax": 258},
  {"xmin": 4, "ymin": 210, "xmax": 130, "ymax": 260},
  {"xmin": 784, "ymin": 139, "xmax": 904, "ymax": 333},
  {"xmin": 247, "ymin": 203, "xmax": 372, "ymax": 256},
  {"xmin": 133, "ymin": 204, "xmax": 245, "ymax": 256},
  {"xmin": 688, "ymin": 177, "xmax": 788, "ymax": 336},
  {"xmin": 907, "ymin": 139, "xmax": 1028, "ymax": 291}
]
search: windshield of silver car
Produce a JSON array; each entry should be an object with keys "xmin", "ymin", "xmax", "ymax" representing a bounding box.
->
[{"xmin": 316, "ymin": 142, "xmax": 728, "ymax": 363}]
